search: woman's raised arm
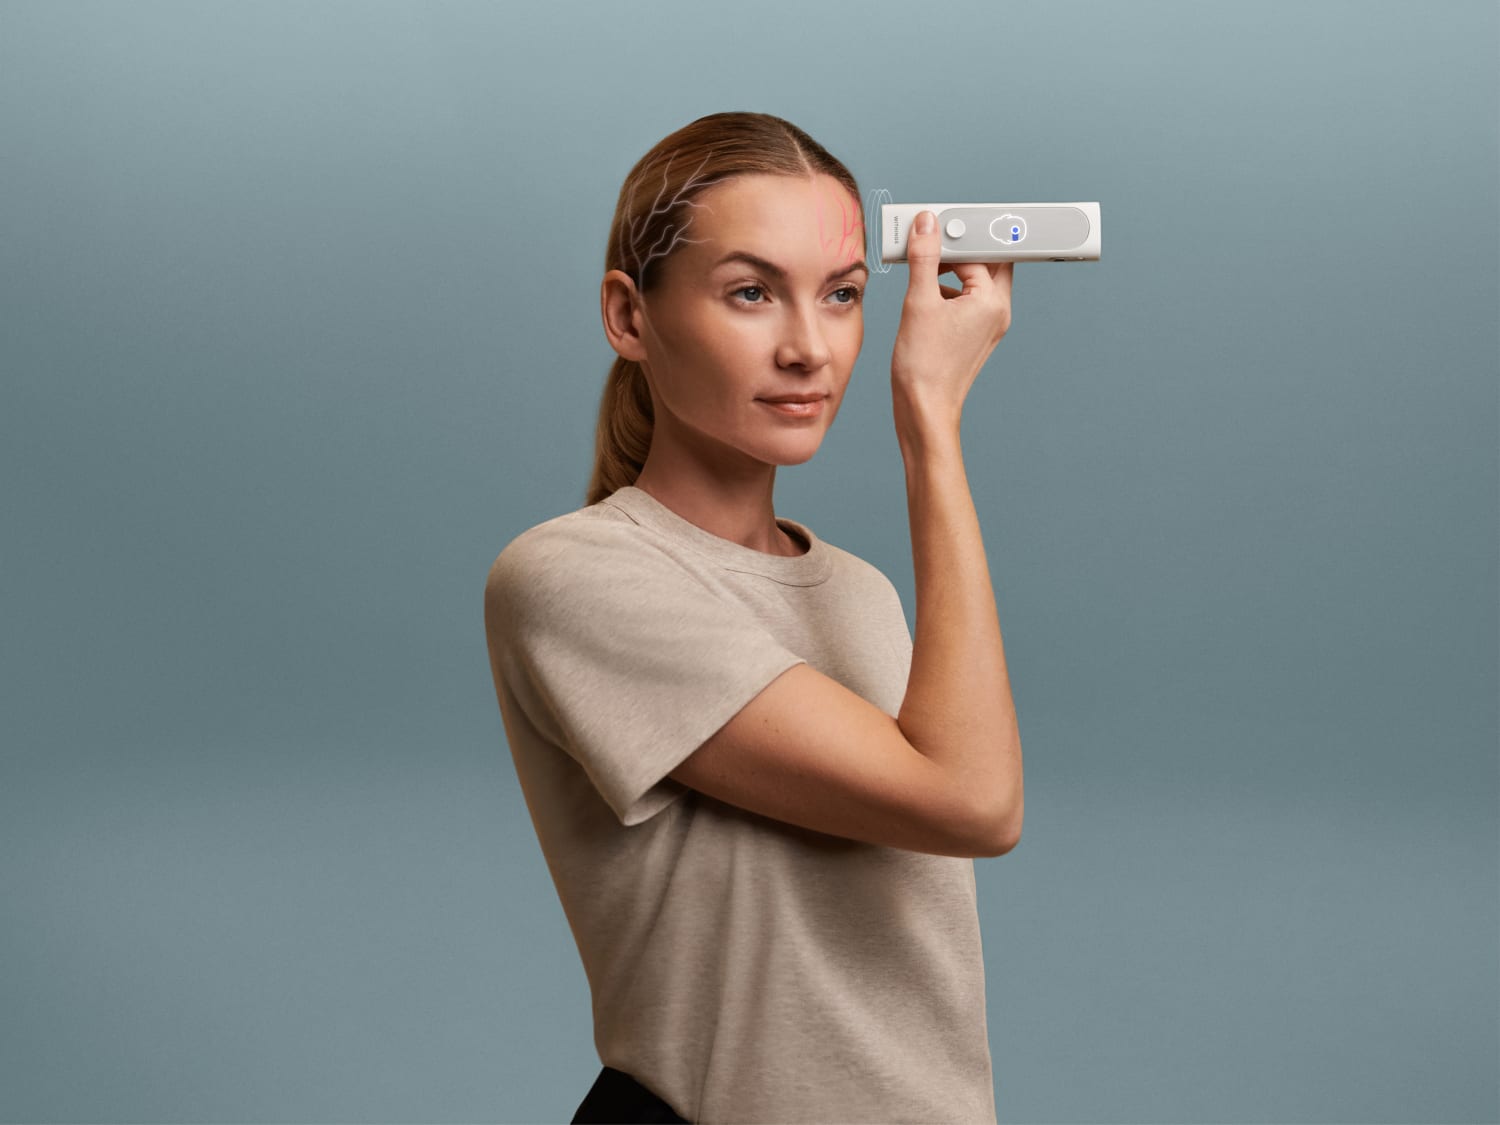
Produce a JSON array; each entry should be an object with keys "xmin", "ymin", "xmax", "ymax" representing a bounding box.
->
[{"xmin": 670, "ymin": 211, "xmax": 1024, "ymax": 858}]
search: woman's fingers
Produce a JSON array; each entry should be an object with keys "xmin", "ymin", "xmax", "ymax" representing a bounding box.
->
[
  {"xmin": 938, "ymin": 261, "xmax": 1013, "ymax": 302},
  {"xmin": 942, "ymin": 257, "xmax": 1017, "ymax": 298},
  {"xmin": 903, "ymin": 211, "xmax": 943, "ymax": 304},
  {"xmin": 990, "ymin": 260, "xmax": 1015, "ymax": 302},
  {"xmin": 946, "ymin": 260, "xmax": 989, "ymax": 294},
  {"xmin": 910, "ymin": 211, "xmax": 1018, "ymax": 308}
]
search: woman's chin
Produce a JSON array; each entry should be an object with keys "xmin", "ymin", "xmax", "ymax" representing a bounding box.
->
[{"xmin": 764, "ymin": 436, "xmax": 827, "ymax": 467}]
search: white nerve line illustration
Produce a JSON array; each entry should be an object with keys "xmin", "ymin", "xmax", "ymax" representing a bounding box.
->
[{"xmin": 619, "ymin": 152, "xmax": 725, "ymax": 287}]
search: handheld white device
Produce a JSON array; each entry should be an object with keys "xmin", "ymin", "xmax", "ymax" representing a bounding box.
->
[{"xmin": 866, "ymin": 190, "xmax": 1101, "ymax": 269}]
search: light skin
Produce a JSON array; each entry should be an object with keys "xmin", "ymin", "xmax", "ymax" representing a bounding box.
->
[{"xmin": 600, "ymin": 173, "xmax": 868, "ymax": 556}]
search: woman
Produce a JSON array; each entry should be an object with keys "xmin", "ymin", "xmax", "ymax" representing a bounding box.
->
[{"xmin": 484, "ymin": 111, "xmax": 1023, "ymax": 1124}]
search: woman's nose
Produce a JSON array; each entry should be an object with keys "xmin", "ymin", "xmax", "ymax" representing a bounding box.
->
[{"xmin": 774, "ymin": 304, "xmax": 832, "ymax": 371}]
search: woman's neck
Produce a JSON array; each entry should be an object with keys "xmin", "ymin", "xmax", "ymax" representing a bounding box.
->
[{"xmin": 631, "ymin": 457, "xmax": 803, "ymax": 557}]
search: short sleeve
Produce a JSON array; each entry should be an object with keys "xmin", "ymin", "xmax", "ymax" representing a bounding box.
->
[{"xmin": 485, "ymin": 516, "xmax": 806, "ymax": 826}]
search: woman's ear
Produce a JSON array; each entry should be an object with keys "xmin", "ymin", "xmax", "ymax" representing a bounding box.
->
[{"xmin": 601, "ymin": 269, "xmax": 648, "ymax": 363}]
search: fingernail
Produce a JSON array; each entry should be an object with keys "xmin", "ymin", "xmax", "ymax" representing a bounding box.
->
[{"xmin": 916, "ymin": 211, "xmax": 934, "ymax": 234}]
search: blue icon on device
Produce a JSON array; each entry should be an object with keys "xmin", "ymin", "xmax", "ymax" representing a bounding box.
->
[{"xmin": 990, "ymin": 213, "xmax": 1027, "ymax": 245}]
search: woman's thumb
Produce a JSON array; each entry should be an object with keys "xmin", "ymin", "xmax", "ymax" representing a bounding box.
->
[{"xmin": 904, "ymin": 210, "xmax": 940, "ymax": 297}]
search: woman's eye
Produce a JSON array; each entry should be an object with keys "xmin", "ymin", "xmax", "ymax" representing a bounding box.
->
[{"xmin": 731, "ymin": 284, "xmax": 861, "ymax": 307}]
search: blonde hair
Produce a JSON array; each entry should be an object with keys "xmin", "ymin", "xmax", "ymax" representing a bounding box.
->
[{"xmin": 586, "ymin": 112, "xmax": 861, "ymax": 505}]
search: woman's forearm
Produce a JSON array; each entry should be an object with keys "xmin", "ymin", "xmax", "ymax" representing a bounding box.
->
[{"xmin": 894, "ymin": 397, "xmax": 1024, "ymax": 852}]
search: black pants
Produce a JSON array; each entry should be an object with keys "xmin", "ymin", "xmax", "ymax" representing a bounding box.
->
[{"xmin": 572, "ymin": 1065, "xmax": 689, "ymax": 1123}]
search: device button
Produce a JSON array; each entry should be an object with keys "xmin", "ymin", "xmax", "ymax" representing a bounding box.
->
[{"xmin": 944, "ymin": 218, "xmax": 967, "ymax": 239}]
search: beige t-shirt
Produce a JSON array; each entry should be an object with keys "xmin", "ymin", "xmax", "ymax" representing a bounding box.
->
[{"xmin": 484, "ymin": 485, "xmax": 996, "ymax": 1124}]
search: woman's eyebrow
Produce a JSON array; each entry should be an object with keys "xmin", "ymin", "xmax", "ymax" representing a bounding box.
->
[{"xmin": 712, "ymin": 251, "xmax": 870, "ymax": 283}]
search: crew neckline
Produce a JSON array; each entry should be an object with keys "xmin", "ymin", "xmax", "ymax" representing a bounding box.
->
[{"xmin": 601, "ymin": 486, "xmax": 832, "ymax": 586}]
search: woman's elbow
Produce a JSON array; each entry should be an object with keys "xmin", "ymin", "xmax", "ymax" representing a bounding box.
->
[{"xmin": 976, "ymin": 793, "xmax": 1023, "ymax": 858}]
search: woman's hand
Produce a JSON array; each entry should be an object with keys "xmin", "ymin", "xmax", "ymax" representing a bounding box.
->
[{"xmin": 889, "ymin": 210, "xmax": 1015, "ymax": 444}]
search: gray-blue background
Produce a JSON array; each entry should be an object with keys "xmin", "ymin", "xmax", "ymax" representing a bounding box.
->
[{"xmin": 3, "ymin": 1, "xmax": 1495, "ymax": 1121}]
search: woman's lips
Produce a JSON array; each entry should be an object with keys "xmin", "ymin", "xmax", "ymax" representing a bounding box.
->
[
  {"xmin": 756, "ymin": 393, "xmax": 828, "ymax": 417},
  {"xmin": 757, "ymin": 395, "xmax": 827, "ymax": 418}
]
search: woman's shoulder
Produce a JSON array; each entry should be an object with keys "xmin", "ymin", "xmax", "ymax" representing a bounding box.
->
[
  {"xmin": 495, "ymin": 499, "xmax": 638, "ymax": 561},
  {"xmin": 819, "ymin": 537, "xmax": 907, "ymax": 606},
  {"xmin": 485, "ymin": 499, "xmax": 678, "ymax": 608}
]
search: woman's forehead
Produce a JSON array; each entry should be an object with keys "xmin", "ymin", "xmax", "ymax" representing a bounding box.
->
[{"xmin": 691, "ymin": 174, "xmax": 864, "ymax": 272}]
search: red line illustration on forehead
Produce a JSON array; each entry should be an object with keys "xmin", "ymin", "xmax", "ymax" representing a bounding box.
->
[{"xmin": 816, "ymin": 186, "xmax": 864, "ymax": 270}]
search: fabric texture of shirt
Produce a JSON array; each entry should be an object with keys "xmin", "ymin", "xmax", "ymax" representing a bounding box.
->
[{"xmin": 483, "ymin": 485, "xmax": 996, "ymax": 1124}]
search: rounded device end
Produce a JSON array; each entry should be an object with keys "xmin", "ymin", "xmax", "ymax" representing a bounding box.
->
[{"xmin": 865, "ymin": 187, "xmax": 894, "ymax": 274}]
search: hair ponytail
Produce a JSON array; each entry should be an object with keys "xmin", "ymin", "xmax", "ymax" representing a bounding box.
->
[
  {"xmin": 585, "ymin": 111, "xmax": 861, "ymax": 506},
  {"xmin": 586, "ymin": 357, "xmax": 655, "ymax": 506}
]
